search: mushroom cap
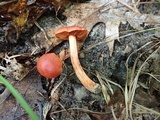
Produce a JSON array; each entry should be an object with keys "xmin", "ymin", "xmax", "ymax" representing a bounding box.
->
[
  {"xmin": 55, "ymin": 26, "xmax": 88, "ymax": 40},
  {"xmin": 37, "ymin": 53, "xmax": 62, "ymax": 78}
]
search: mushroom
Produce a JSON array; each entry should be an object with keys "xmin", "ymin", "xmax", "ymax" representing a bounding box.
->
[
  {"xmin": 37, "ymin": 53, "xmax": 62, "ymax": 82},
  {"xmin": 55, "ymin": 26, "xmax": 101, "ymax": 94}
]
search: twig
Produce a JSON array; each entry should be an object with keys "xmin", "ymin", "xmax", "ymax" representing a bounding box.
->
[
  {"xmin": 50, "ymin": 107, "xmax": 111, "ymax": 115},
  {"xmin": 34, "ymin": 21, "xmax": 49, "ymax": 42}
]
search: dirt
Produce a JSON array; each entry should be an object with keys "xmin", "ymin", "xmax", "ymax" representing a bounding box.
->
[{"xmin": 0, "ymin": 1, "xmax": 160, "ymax": 120}]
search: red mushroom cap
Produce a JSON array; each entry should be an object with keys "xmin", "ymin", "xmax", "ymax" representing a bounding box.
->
[
  {"xmin": 55, "ymin": 26, "xmax": 88, "ymax": 40},
  {"xmin": 37, "ymin": 53, "xmax": 62, "ymax": 78}
]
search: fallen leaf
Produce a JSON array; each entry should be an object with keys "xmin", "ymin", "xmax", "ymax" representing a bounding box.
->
[
  {"xmin": 0, "ymin": 86, "xmax": 12, "ymax": 104},
  {"xmin": 0, "ymin": 54, "xmax": 29, "ymax": 80},
  {"xmin": 12, "ymin": 9, "xmax": 29, "ymax": 34},
  {"xmin": 29, "ymin": 28, "xmax": 62, "ymax": 55},
  {"xmin": 5, "ymin": 9, "xmax": 29, "ymax": 43},
  {"xmin": 108, "ymin": 89, "xmax": 124, "ymax": 106},
  {"xmin": 0, "ymin": 79, "xmax": 16, "ymax": 104},
  {"xmin": 44, "ymin": 0, "xmax": 71, "ymax": 11},
  {"xmin": 105, "ymin": 20, "xmax": 120, "ymax": 57},
  {"xmin": 135, "ymin": 88, "xmax": 158, "ymax": 108},
  {"xmin": 12, "ymin": 9, "xmax": 29, "ymax": 28},
  {"xmin": 8, "ymin": 0, "xmax": 27, "ymax": 15}
]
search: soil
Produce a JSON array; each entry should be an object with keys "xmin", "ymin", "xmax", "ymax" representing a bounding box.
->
[{"xmin": 0, "ymin": 1, "xmax": 160, "ymax": 120}]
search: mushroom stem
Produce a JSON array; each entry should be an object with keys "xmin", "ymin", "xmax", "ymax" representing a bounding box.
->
[{"xmin": 69, "ymin": 35, "xmax": 101, "ymax": 94}]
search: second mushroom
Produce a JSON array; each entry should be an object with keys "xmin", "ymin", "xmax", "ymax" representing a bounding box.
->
[{"xmin": 55, "ymin": 26, "xmax": 101, "ymax": 94}]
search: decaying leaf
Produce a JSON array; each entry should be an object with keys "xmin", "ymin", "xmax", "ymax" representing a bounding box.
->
[
  {"xmin": 0, "ymin": 55, "xmax": 29, "ymax": 80},
  {"xmin": 108, "ymin": 89, "xmax": 124, "ymax": 106},
  {"xmin": 23, "ymin": 4, "xmax": 50, "ymax": 32},
  {"xmin": 44, "ymin": 0, "xmax": 71, "ymax": 11},
  {"xmin": 2, "ymin": 0, "xmax": 67, "ymax": 44},
  {"xmin": 0, "ymin": 0, "xmax": 16, "ymax": 14},
  {"xmin": 0, "ymin": 88, "xmax": 11, "ymax": 104},
  {"xmin": 105, "ymin": 20, "xmax": 120, "ymax": 57},
  {"xmin": 12, "ymin": 9, "xmax": 29, "ymax": 28},
  {"xmin": 30, "ymin": 27, "xmax": 62, "ymax": 55},
  {"xmin": 0, "ymin": 80, "xmax": 16, "ymax": 104},
  {"xmin": 10, "ymin": 9, "xmax": 29, "ymax": 40},
  {"xmin": 64, "ymin": 2, "xmax": 102, "ymax": 26},
  {"xmin": 5, "ymin": 2, "xmax": 51, "ymax": 43},
  {"xmin": 8, "ymin": 0, "xmax": 27, "ymax": 15},
  {"xmin": 135, "ymin": 88, "xmax": 158, "ymax": 108}
]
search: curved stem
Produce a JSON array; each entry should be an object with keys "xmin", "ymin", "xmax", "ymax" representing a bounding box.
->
[{"xmin": 69, "ymin": 35, "xmax": 101, "ymax": 93}]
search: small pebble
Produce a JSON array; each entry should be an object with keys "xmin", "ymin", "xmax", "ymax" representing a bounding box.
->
[{"xmin": 79, "ymin": 52, "xmax": 85, "ymax": 58}]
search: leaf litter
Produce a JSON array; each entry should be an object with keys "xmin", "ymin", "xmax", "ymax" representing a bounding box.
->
[{"xmin": 0, "ymin": 0, "xmax": 160, "ymax": 119}]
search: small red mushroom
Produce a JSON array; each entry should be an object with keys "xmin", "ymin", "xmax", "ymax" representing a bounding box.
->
[
  {"xmin": 55, "ymin": 26, "xmax": 101, "ymax": 94},
  {"xmin": 37, "ymin": 53, "xmax": 62, "ymax": 79}
]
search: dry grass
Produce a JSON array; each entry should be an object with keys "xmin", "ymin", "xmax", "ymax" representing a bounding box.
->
[{"xmin": 124, "ymin": 40, "xmax": 160, "ymax": 119}]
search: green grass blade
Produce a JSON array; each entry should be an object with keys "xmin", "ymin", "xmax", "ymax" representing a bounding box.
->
[{"xmin": 0, "ymin": 75, "xmax": 39, "ymax": 120}]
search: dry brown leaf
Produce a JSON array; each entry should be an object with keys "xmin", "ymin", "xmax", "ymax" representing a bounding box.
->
[
  {"xmin": 0, "ymin": 86, "xmax": 12, "ymax": 104},
  {"xmin": 0, "ymin": 80, "xmax": 16, "ymax": 104},
  {"xmin": 64, "ymin": 2, "xmax": 102, "ymax": 26},
  {"xmin": 30, "ymin": 28, "xmax": 62, "ymax": 55},
  {"xmin": 135, "ymin": 88, "xmax": 159, "ymax": 108},
  {"xmin": 44, "ymin": 0, "xmax": 71, "ymax": 11},
  {"xmin": 89, "ymin": 113, "xmax": 111, "ymax": 120},
  {"xmin": 8, "ymin": 0, "xmax": 27, "ymax": 14},
  {"xmin": 5, "ymin": 8, "xmax": 30, "ymax": 43}
]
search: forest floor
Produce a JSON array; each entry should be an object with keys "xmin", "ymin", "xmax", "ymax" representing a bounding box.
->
[{"xmin": 0, "ymin": 0, "xmax": 160, "ymax": 120}]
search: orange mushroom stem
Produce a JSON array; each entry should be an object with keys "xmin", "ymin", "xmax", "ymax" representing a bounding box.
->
[{"xmin": 55, "ymin": 26, "xmax": 101, "ymax": 94}]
